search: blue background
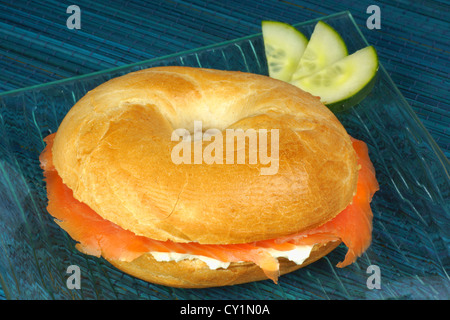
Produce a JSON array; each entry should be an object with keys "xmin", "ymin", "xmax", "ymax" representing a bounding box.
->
[{"xmin": 0, "ymin": 0, "xmax": 448, "ymax": 301}]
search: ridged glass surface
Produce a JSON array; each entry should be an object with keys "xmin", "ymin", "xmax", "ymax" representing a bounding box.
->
[{"xmin": 0, "ymin": 12, "xmax": 448, "ymax": 300}]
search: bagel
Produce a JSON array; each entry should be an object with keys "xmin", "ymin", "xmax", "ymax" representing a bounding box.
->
[{"xmin": 40, "ymin": 66, "xmax": 379, "ymax": 288}]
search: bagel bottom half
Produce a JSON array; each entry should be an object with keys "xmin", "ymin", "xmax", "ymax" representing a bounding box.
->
[{"xmin": 107, "ymin": 241, "xmax": 340, "ymax": 288}]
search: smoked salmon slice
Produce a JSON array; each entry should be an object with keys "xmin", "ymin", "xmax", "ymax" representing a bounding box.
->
[{"xmin": 40, "ymin": 133, "xmax": 378, "ymax": 283}]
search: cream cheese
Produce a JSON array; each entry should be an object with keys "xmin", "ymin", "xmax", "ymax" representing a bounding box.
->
[
  {"xmin": 149, "ymin": 244, "xmax": 314, "ymax": 270},
  {"xmin": 265, "ymin": 244, "xmax": 315, "ymax": 265},
  {"xmin": 150, "ymin": 251, "xmax": 232, "ymax": 270}
]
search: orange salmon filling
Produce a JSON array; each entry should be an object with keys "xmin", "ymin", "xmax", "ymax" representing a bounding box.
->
[{"xmin": 40, "ymin": 133, "xmax": 378, "ymax": 283}]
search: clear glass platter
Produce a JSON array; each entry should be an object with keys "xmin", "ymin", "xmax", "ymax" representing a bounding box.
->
[{"xmin": 0, "ymin": 11, "xmax": 448, "ymax": 300}]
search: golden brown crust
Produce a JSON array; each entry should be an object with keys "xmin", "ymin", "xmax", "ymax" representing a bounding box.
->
[
  {"xmin": 52, "ymin": 66, "xmax": 358, "ymax": 244},
  {"xmin": 107, "ymin": 241, "xmax": 341, "ymax": 288}
]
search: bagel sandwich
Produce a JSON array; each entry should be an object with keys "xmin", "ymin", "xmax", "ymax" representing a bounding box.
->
[{"xmin": 39, "ymin": 66, "xmax": 379, "ymax": 288}]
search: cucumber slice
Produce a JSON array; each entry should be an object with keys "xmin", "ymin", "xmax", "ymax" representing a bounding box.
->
[
  {"xmin": 262, "ymin": 20, "xmax": 308, "ymax": 82},
  {"xmin": 291, "ymin": 21, "xmax": 348, "ymax": 80},
  {"xmin": 290, "ymin": 46, "xmax": 378, "ymax": 110}
]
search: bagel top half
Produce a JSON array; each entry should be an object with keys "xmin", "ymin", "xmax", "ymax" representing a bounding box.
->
[{"xmin": 52, "ymin": 66, "xmax": 358, "ymax": 245}]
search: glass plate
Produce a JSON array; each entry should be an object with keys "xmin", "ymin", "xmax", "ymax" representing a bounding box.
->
[{"xmin": 0, "ymin": 11, "xmax": 448, "ymax": 300}]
